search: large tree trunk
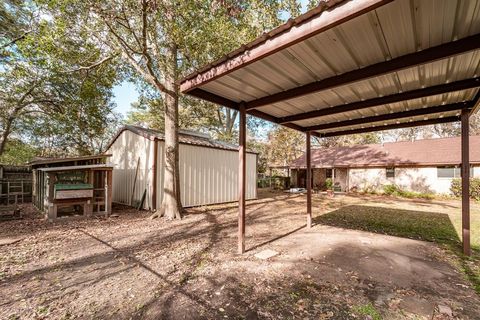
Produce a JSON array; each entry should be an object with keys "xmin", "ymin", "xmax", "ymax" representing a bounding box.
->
[
  {"xmin": 0, "ymin": 116, "xmax": 14, "ymax": 156},
  {"xmin": 154, "ymin": 44, "xmax": 182, "ymax": 220}
]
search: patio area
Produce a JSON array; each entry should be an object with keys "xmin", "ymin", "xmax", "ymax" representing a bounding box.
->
[{"xmin": 1, "ymin": 191, "xmax": 479, "ymax": 319}]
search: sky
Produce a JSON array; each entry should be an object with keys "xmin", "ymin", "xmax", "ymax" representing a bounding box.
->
[
  {"xmin": 112, "ymin": 82, "xmax": 139, "ymax": 118},
  {"xmin": 111, "ymin": 1, "xmax": 311, "ymax": 119}
]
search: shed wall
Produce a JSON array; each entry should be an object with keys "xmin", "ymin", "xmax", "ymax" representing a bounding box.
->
[
  {"xmin": 109, "ymin": 130, "xmax": 257, "ymax": 209},
  {"xmin": 107, "ymin": 130, "xmax": 155, "ymax": 209},
  {"xmin": 156, "ymin": 142, "xmax": 257, "ymax": 207}
]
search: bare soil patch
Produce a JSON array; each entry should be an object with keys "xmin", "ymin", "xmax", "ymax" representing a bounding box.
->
[{"xmin": 1, "ymin": 190, "xmax": 479, "ymax": 319}]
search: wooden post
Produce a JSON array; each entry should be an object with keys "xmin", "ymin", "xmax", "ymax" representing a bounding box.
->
[
  {"xmin": 306, "ymin": 131, "xmax": 312, "ymax": 228},
  {"xmin": 461, "ymin": 108, "xmax": 470, "ymax": 256},
  {"xmin": 47, "ymin": 173, "xmax": 56, "ymax": 220},
  {"xmin": 269, "ymin": 167, "xmax": 272, "ymax": 189},
  {"xmin": 106, "ymin": 170, "xmax": 113, "ymax": 216},
  {"xmin": 238, "ymin": 103, "xmax": 247, "ymax": 254}
]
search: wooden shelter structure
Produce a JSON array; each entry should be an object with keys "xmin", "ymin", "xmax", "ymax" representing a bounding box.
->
[
  {"xmin": 31, "ymin": 155, "xmax": 113, "ymax": 220},
  {"xmin": 0, "ymin": 165, "xmax": 32, "ymax": 219},
  {"xmin": 181, "ymin": 0, "xmax": 480, "ymax": 255}
]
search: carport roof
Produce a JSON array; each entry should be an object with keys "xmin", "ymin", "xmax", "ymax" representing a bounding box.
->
[{"xmin": 180, "ymin": 0, "xmax": 480, "ymax": 136}]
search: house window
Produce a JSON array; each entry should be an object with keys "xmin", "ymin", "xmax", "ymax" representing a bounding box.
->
[
  {"xmin": 437, "ymin": 166, "xmax": 473, "ymax": 178},
  {"xmin": 326, "ymin": 169, "xmax": 333, "ymax": 179},
  {"xmin": 386, "ymin": 167, "xmax": 395, "ymax": 178}
]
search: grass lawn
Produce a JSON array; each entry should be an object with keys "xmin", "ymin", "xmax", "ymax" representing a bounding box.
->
[{"xmin": 315, "ymin": 194, "xmax": 480, "ymax": 292}]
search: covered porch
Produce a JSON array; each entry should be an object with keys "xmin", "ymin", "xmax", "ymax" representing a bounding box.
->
[
  {"xmin": 291, "ymin": 167, "xmax": 348, "ymax": 192},
  {"xmin": 181, "ymin": 0, "xmax": 479, "ymax": 255}
]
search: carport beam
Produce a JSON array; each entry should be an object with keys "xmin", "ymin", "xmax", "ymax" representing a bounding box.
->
[
  {"xmin": 238, "ymin": 103, "xmax": 246, "ymax": 254},
  {"xmin": 306, "ymin": 131, "xmax": 312, "ymax": 228},
  {"xmin": 461, "ymin": 109, "xmax": 471, "ymax": 256}
]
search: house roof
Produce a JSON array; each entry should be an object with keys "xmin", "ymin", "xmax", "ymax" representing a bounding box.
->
[
  {"xmin": 180, "ymin": 0, "xmax": 480, "ymax": 137},
  {"xmin": 107, "ymin": 125, "xmax": 257, "ymax": 154},
  {"xmin": 290, "ymin": 135, "xmax": 480, "ymax": 168}
]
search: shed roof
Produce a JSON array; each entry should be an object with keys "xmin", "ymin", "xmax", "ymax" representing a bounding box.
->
[
  {"xmin": 180, "ymin": 0, "xmax": 480, "ymax": 136},
  {"xmin": 107, "ymin": 125, "xmax": 257, "ymax": 154},
  {"xmin": 30, "ymin": 154, "xmax": 111, "ymax": 167},
  {"xmin": 38, "ymin": 164, "xmax": 113, "ymax": 172},
  {"xmin": 290, "ymin": 135, "xmax": 480, "ymax": 168}
]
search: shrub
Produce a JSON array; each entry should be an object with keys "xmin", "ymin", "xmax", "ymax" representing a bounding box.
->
[
  {"xmin": 383, "ymin": 184, "xmax": 400, "ymax": 195},
  {"xmin": 325, "ymin": 178, "xmax": 333, "ymax": 190},
  {"xmin": 382, "ymin": 184, "xmax": 434, "ymax": 200},
  {"xmin": 451, "ymin": 178, "xmax": 480, "ymax": 200}
]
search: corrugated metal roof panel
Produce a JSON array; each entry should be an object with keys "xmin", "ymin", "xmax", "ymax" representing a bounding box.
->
[{"xmin": 183, "ymin": 0, "xmax": 480, "ymax": 134}]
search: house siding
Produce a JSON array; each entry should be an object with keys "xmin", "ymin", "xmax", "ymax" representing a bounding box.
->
[{"xmin": 349, "ymin": 166, "xmax": 480, "ymax": 194}]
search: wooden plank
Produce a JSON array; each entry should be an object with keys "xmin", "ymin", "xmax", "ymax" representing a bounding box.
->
[
  {"xmin": 461, "ymin": 108, "xmax": 471, "ymax": 256},
  {"xmin": 106, "ymin": 170, "xmax": 113, "ymax": 216},
  {"xmin": 130, "ymin": 157, "xmax": 140, "ymax": 206},
  {"xmin": 238, "ymin": 103, "xmax": 247, "ymax": 254},
  {"xmin": 55, "ymin": 189, "xmax": 94, "ymax": 200}
]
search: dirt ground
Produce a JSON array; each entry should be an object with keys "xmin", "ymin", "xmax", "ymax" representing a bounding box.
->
[{"xmin": 1, "ymin": 190, "xmax": 479, "ymax": 319}]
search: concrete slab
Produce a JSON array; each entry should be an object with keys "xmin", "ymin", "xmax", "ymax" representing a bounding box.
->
[{"xmin": 254, "ymin": 249, "xmax": 279, "ymax": 260}]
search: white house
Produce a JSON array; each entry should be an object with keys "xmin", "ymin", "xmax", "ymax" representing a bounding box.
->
[
  {"xmin": 106, "ymin": 125, "xmax": 257, "ymax": 209},
  {"xmin": 289, "ymin": 136, "xmax": 480, "ymax": 195}
]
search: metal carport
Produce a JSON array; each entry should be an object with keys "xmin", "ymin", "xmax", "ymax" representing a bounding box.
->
[{"xmin": 180, "ymin": 0, "xmax": 480, "ymax": 255}]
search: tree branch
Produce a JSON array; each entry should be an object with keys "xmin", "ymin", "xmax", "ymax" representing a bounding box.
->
[{"xmin": 66, "ymin": 55, "xmax": 116, "ymax": 72}]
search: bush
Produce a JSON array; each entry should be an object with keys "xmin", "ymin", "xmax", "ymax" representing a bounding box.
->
[
  {"xmin": 325, "ymin": 178, "xmax": 333, "ymax": 190},
  {"xmin": 383, "ymin": 184, "xmax": 400, "ymax": 195},
  {"xmin": 451, "ymin": 178, "xmax": 480, "ymax": 200},
  {"xmin": 257, "ymin": 176, "xmax": 290, "ymax": 190},
  {"xmin": 382, "ymin": 184, "xmax": 434, "ymax": 200}
]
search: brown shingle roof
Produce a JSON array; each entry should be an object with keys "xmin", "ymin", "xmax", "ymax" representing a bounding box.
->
[{"xmin": 290, "ymin": 135, "xmax": 480, "ymax": 168}]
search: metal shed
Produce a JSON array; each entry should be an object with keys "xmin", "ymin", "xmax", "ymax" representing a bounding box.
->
[{"xmin": 106, "ymin": 125, "xmax": 257, "ymax": 209}]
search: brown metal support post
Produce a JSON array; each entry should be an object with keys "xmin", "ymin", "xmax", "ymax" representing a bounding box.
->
[
  {"xmin": 461, "ymin": 108, "xmax": 471, "ymax": 256},
  {"xmin": 238, "ymin": 103, "xmax": 247, "ymax": 254},
  {"xmin": 306, "ymin": 131, "xmax": 312, "ymax": 228},
  {"xmin": 152, "ymin": 139, "xmax": 158, "ymax": 210}
]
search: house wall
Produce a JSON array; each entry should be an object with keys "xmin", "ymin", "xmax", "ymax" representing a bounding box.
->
[
  {"xmin": 334, "ymin": 168, "xmax": 348, "ymax": 191},
  {"xmin": 291, "ymin": 169, "xmax": 298, "ymax": 187},
  {"xmin": 313, "ymin": 169, "xmax": 326, "ymax": 189},
  {"xmin": 348, "ymin": 166, "xmax": 480, "ymax": 194},
  {"xmin": 107, "ymin": 130, "xmax": 155, "ymax": 210},
  {"xmin": 108, "ymin": 130, "xmax": 257, "ymax": 209}
]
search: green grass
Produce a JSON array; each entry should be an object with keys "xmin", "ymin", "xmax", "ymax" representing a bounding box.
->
[
  {"xmin": 353, "ymin": 303, "xmax": 382, "ymax": 320},
  {"xmin": 315, "ymin": 202, "xmax": 480, "ymax": 293}
]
